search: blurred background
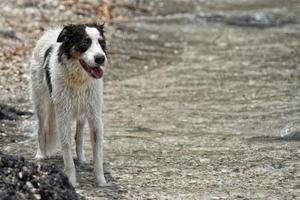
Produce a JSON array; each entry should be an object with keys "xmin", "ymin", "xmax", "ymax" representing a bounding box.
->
[{"xmin": 1, "ymin": 0, "xmax": 300, "ymax": 199}]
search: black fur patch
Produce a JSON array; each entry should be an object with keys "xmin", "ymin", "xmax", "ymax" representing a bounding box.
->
[
  {"xmin": 43, "ymin": 47, "xmax": 53, "ymax": 93},
  {"xmin": 57, "ymin": 23, "xmax": 106, "ymax": 63},
  {"xmin": 44, "ymin": 47, "xmax": 52, "ymax": 64}
]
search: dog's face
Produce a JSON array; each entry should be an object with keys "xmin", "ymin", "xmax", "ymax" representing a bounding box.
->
[{"xmin": 57, "ymin": 24, "xmax": 107, "ymax": 79}]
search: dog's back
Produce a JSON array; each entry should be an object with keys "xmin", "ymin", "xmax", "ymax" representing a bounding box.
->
[{"xmin": 32, "ymin": 28, "xmax": 62, "ymax": 66}]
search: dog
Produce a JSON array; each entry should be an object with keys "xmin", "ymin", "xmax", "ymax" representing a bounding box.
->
[{"xmin": 30, "ymin": 23, "xmax": 107, "ymax": 186}]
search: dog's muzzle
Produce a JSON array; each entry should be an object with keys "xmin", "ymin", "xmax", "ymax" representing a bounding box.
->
[{"xmin": 79, "ymin": 59, "xmax": 103, "ymax": 79}]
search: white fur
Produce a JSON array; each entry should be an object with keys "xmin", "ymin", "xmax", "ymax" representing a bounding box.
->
[
  {"xmin": 30, "ymin": 26, "xmax": 107, "ymax": 186},
  {"xmin": 82, "ymin": 27, "xmax": 107, "ymax": 67}
]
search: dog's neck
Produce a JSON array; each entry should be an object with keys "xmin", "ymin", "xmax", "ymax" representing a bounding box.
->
[{"xmin": 59, "ymin": 59, "xmax": 94, "ymax": 89}]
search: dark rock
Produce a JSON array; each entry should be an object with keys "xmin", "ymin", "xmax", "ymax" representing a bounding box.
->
[
  {"xmin": 222, "ymin": 13, "xmax": 296, "ymax": 28},
  {"xmin": 200, "ymin": 12, "xmax": 296, "ymax": 28},
  {"xmin": 0, "ymin": 105, "xmax": 33, "ymax": 120},
  {"xmin": 0, "ymin": 153, "xmax": 82, "ymax": 200},
  {"xmin": 0, "ymin": 30, "xmax": 22, "ymax": 41}
]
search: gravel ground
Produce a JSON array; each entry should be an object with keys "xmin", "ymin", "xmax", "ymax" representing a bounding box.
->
[{"xmin": 1, "ymin": 0, "xmax": 300, "ymax": 199}]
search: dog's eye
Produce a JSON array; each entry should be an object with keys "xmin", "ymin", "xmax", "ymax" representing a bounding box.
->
[
  {"xmin": 76, "ymin": 38, "xmax": 91, "ymax": 52},
  {"xmin": 84, "ymin": 38, "xmax": 91, "ymax": 43},
  {"xmin": 80, "ymin": 38, "xmax": 91, "ymax": 46}
]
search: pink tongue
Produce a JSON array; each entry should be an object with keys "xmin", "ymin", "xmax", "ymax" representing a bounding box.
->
[{"xmin": 90, "ymin": 67, "xmax": 103, "ymax": 79}]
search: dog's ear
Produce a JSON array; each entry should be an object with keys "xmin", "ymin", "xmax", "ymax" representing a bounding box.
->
[
  {"xmin": 95, "ymin": 22, "xmax": 105, "ymax": 33},
  {"xmin": 57, "ymin": 25, "xmax": 74, "ymax": 43},
  {"xmin": 98, "ymin": 23, "xmax": 105, "ymax": 31}
]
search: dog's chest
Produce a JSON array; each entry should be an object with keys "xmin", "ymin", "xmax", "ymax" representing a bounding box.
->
[
  {"xmin": 69, "ymin": 86, "xmax": 100, "ymax": 118},
  {"xmin": 63, "ymin": 66, "xmax": 90, "ymax": 89},
  {"xmin": 53, "ymin": 83, "xmax": 101, "ymax": 118},
  {"xmin": 70, "ymin": 90, "xmax": 89, "ymax": 117}
]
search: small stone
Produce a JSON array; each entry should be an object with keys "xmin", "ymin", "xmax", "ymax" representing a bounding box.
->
[
  {"xmin": 34, "ymin": 194, "xmax": 41, "ymax": 200},
  {"xmin": 232, "ymin": 168, "xmax": 239, "ymax": 172},
  {"xmin": 18, "ymin": 172, "xmax": 23, "ymax": 179},
  {"xmin": 22, "ymin": 166, "xmax": 29, "ymax": 172},
  {"xmin": 26, "ymin": 181, "xmax": 33, "ymax": 188}
]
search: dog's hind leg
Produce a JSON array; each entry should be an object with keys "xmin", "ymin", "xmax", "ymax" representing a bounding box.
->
[
  {"xmin": 45, "ymin": 102, "xmax": 58, "ymax": 158},
  {"xmin": 31, "ymin": 59, "xmax": 50, "ymax": 160},
  {"xmin": 35, "ymin": 103, "xmax": 48, "ymax": 160},
  {"xmin": 75, "ymin": 119, "xmax": 86, "ymax": 163}
]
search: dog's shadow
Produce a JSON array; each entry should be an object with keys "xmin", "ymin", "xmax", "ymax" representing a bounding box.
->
[
  {"xmin": 76, "ymin": 159, "xmax": 126, "ymax": 199},
  {"xmin": 39, "ymin": 157, "xmax": 126, "ymax": 199}
]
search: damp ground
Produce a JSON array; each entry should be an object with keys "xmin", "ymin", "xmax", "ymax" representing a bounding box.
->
[{"xmin": 1, "ymin": 0, "xmax": 300, "ymax": 199}]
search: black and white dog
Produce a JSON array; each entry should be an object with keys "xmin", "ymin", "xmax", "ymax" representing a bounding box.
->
[{"xmin": 30, "ymin": 23, "xmax": 107, "ymax": 186}]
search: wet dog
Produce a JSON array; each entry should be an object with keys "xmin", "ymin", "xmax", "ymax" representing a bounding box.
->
[{"xmin": 30, "ymin": 23, "xmax": 107, "ymax": 186}]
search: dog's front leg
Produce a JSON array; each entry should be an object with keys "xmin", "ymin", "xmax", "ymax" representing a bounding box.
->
[
  {"xmin": 56, "ymin": 109, "xmax": 77, "ymax": 186},
  {"xmin": 75, "ymin": 119, "xmax": 86, "ymax": 163},
  {"xmin": 87, "ymin": 112, "xmax": 107, "ymax": 186}
]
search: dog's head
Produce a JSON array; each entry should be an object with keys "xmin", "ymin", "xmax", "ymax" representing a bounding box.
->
[{"xmin": 57, "ymin": 23, "xmax": 107, "ymax": 79}]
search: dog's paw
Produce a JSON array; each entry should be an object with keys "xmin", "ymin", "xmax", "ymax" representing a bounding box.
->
[
  {"xmin": 97, "ymin": 181, "xmax": 109, "ymax": 187},
  {"xmin": 77, "ymin": 156, "xmax": 88, "ymax": 165},
  {"xmin": 45, "ymin": 149, "xmax": 58, "ymax": 159},
  {"xmin": 64, "ymin": 168, "xmax": 77, "ymax": 187},
  {"xmin": 35, "ymin": 151, "xmax": 47, "ymax": 160},
  {"xmin": 71, "ymin": 181, "xmax": 79, "ymax": 188},
  {"xmin": 96, "ymin": 175, "xmax": 108, "ymax": 187}
]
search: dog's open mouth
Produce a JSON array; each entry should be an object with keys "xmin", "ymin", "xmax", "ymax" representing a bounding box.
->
[{"xmin": 79, "ymin": 60, "xmax": 103, "ymax": 79}]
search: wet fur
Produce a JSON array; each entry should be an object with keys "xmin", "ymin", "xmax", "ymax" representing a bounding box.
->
[{"xmin": 30, "ymin": 23, "xmax": 107, "ymax": 186}]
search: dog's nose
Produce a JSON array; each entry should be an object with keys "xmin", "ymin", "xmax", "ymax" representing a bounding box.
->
[{"xmin": 94, "ymin": 55, "xmax": 106, "ymax": 65}]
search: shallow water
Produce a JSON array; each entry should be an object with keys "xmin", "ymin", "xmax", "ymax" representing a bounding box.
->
[{"xmin": 1, "ymin": 0, "xmax": 300, "ymax": 199}]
